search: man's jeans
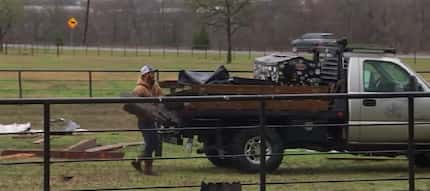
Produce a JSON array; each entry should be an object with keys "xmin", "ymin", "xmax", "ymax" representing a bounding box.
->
[{"xmin": 138, "ymin": 119, "xmax": 160, "ymax": 158}]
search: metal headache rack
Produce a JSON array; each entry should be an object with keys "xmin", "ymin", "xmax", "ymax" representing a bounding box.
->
[{"xmin": 317, "ymin": 47, "xmax": 343, "ymax": 84}]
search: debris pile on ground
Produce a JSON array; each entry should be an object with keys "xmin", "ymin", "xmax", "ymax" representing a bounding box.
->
[
  {"xmin": 0, "ymin": 153, "xmax": 35, "ymax": 161},
  {"xmin": 0, "ymin": 138, "xmax": 144, "ymax": 160},
  {"xmin": 0, "ymin": 123, "xmax": 31, "ymax": 134},
  {"xmin": 1, "ymin": 150, "xmax": 124, "ymax": 160},
  {"xmin": 65, "ymin": 139, "xmax": 97, "ymax": 152},
  {"xmin": 85, "ymin": 142, "xmax": 143, "ymax": 152},
  {"xmin": 50, "ymin": 118, "xmax": 88, "ymax": 134},
  {"xmin": 1, "ymin": 118, "xmax": 87, "ymax": 135}
]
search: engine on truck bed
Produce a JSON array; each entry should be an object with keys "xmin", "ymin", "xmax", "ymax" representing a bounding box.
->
[
  {"xmin": 254, "ymin": 54, "xmax": 322, "ymax": 86},
  {"xmin": 254, "ymin": 34, "xmax": 348, "ymax": 87}
]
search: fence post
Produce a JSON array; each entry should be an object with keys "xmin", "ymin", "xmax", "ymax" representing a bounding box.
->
[
  {"xmin": 85, "ymin": 44, "xmax": 88, "ymax": 56},
  {"xmin": 408, "ymin": 95, "xmax": 415, "ymax": 191},
  {"xmin": 218, "ymin": 47, "xmax": 222, "ymax": 60},
  {"xmin": 18, "ymin": 71, "xmax": 23, "ymax": 98},
  {"xmin": 89, "ymin": 71, "xmax": 93, "ymax": 97},
  {"xmin": 135, "ymin": 44, "xmax": 138, "ymax": 57},
  {"xmin": 156, "ymin": 70, "xmax": 160, "ymax": 82},
  {"xmin": 56, "ymin": 44, "xmax": 60, "ymax": 57},
  {"xmin": 259, "ymin": 101, "xmax": 267, "ymax": 191},
  {"xmin": 43, "ymin": 103, "xmax": 51, "ymax": 191},
  {"xmin": 176, "ymin": 46, "xmax": 179, "ymax": 57},
  {"xmin": 18, "ymin": 44, "xmax": 22, "ymax": 55},
  {"xmin": 123, "ymin": 44, "xmax": 126, "ymax": 57},
  {"xmin": 31, "ymin": 43, "xmax": 34, "ymax": 56}
]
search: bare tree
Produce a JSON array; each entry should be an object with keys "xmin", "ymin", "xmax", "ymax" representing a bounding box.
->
[
  {"xmin": 0, "ymin": 0, "xmax": 23, "ymax": 52},
  {"xmin": 9, "ymin": 0, "xmax": 430, "ymax": 53},
  {"xmin": 188, "ymin": 0, "xmax": 252, "ymax": 64}
]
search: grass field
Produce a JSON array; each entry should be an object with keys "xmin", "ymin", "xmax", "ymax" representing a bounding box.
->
[{"xmin": 1, "ymin": 53, "xmax": 430, "ymax": 191}]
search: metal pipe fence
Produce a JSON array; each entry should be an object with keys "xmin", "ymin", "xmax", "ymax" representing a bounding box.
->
[
  {"xmin": 0, "ymin": 43, "xmax": 264, "ymax": 60},
  {"xmin": 2, "ymin": 43, "xmax": 429, "ymax": 62},
  {"xmin": 0, "ymin": 92, "xmax": 430, "ymax": 190},
  {"xmin": 0, "ymin": 69, "xmax": 253, "ymax": 98},
  {"xmin": 1, "ymin": 69, "xmax": 430, "ymax": 98}
]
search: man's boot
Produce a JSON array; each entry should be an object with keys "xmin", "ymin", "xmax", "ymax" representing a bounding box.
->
[
  {"xmin": 143, "ymin": 160, "xmax": 158, "ymax": 176},
  {"xmin": 131, "ymin": 158, "xmax": 143, "ymax": 172}
]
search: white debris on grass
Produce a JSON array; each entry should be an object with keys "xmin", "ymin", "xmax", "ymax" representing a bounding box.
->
[
  {"xmin": 0, "ymin": 123, "xmax": 31, "ymax": 134},
  {"xmin": 63, "ymin": 119, "xmax": 81, "ymax": 132},
  {"xmin": 0, "ymin": 119, "xmax": 87, "ymax": 134}
]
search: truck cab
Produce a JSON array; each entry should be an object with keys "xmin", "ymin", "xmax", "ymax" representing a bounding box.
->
[{"xmin": 347, "ymin": 56, "xmax": 430, "ymax": 144}]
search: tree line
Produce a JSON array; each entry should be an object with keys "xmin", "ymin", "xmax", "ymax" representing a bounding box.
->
[{"xmin": 3, "ymin": 0, "xmax": 430, "ymax": 54}]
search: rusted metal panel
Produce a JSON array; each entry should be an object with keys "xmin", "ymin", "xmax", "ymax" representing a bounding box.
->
[
  {"xmin": 188, "ymin": 84, "xmax": 329, "ymax": 95},
  {"xmin": 0, "ymin": 153, "xmax": 36, "ymax": 160},
  {"xmin": 188, "ymin": 100, "xmax": 329, "ymax": 112},
  {"xmin": 188, "ymin": 85, "xmax": 329, "ymax": 112},
  {"xmin": 85, "ymin": 142, "xmax": 143, "ymax": 152},
  {"xmin": 160, "ymin": 83, "xmax": 331, "ymax": 112},
  {"xmin": 65, "ymin": 139, "xmax": 97, "ymax": 152}
]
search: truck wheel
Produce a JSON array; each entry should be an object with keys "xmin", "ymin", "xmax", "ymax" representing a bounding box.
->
[
  {"xmin": 415, "ymin": 153, "xmax": 430, "ymax": 167},
  {"xmin": 231, "ymin": 129, "xmax": 284, "ymax": 172},
  {"xmin": 205, "ymin": 149, "xmax": 235, "ymax": 168}
]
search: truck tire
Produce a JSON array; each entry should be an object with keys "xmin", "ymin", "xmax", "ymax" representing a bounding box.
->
[
  {"xmin": 231, "ymin": 129, "xmax": 284, "ymax": 172},
  {"xmin": 205, "ymin": 149, "xmax": 235, "ymax": 168},
  {"xmin": 415, "ymin": 153, "xmax": 430, "ymax": 167}
]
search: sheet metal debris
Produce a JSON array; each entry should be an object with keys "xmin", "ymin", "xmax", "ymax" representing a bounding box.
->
[{"xmin": 0, "ymin": 123, "xmax": 31, "ymax": 134}]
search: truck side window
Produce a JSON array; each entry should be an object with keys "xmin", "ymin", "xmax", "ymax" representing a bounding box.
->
[{"xmin": 363, "ymin": 61, "xmax": 411, "ymax": 92}]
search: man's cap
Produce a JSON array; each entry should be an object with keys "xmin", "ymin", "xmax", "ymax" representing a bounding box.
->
[{"xmin": 140, "ymin": 65, "xmax": 158, "ymax": 76}]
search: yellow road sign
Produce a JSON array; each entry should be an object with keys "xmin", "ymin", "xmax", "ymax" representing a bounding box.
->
[{"xmin": 68, "ymin": 17, "xmax": 78, "ymax": 29}]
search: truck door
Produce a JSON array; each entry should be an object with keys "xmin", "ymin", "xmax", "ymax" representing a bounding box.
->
[{"xmin": 358, "ymin": 60, "xmax": 414, "ymax": 143}]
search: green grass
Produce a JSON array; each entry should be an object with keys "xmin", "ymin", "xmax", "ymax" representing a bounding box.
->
[
  {"xmin": 0, "ymin": 50, "xmax": 257, "ymax": 70},
  {"xmin": 1, "ymin": 134, "xmax": 430, "ymax": 191},
  {"xmin": 1, "ymin": 53, "xmax": 430, "ymax": 190}
]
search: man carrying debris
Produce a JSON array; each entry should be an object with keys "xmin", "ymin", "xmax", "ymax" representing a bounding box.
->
[{"xmin": 131, "ymin": 65, "xmax": 163, "ymax": 175}]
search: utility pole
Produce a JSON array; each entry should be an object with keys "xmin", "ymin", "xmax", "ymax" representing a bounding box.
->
[{"xmin": 83, "ymin": 0, "xmax": 91, "ymax": 44}]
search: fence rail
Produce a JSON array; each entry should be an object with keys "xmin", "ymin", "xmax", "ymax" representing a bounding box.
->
[
  {"xmin": 0, "ymin": 92, "xmax": 429, "ymax": 190},
  {"xmin": 0, "ymin": 69, "xmax": 253, "ymax": 98},
  {"xmin": 0, "ymin": 43, "xmax": 265, "ymax": 60},
  {"xmin": 1, "ymin": 69, "xmax": 430, "ymax": 99}
]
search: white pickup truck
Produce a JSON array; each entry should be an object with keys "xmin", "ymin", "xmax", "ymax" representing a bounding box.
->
[{"xmin": 160, "ymin": 37, "xmax": 430, "ymax": 172}]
